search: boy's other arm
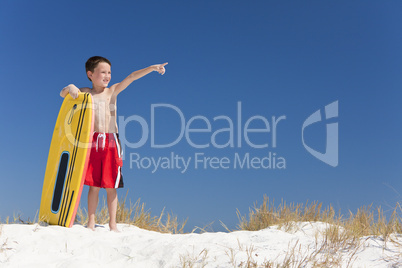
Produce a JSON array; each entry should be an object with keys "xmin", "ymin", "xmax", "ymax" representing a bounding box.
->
[
  {"xmin": 112, "ymin": 63, "xmax": 168, "ymax": 95},
  {"xmin": 60, "ymin": 84, "xmax": 90, "ymax": 99},
  {"xmin": 60, "ymin": 84, "xmax": 80, "ymax": 99}
]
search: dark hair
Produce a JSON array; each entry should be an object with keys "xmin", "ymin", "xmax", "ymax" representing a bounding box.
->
[{"xmin": 85, "ymin": 56, "xmax": 112, "ymax": 81}]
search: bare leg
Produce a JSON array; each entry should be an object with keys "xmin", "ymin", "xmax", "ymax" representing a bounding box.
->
[
  {"xmin": 106, "ymin": 188, "xmax": 119, "ymax": 232},
  {"xmin": 87, "ymin": 186, "xmax": 100, "ymax": 230}
]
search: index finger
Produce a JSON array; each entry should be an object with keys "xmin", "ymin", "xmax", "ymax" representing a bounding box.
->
[{"xmin": 161, "ymin": 62, "xmax": 168, "ymax": 67}]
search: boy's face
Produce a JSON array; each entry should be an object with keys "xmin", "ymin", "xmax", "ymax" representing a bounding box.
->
[{"xmin": 87, "ymin": 62, "xmax": 111, "ymax": 88}]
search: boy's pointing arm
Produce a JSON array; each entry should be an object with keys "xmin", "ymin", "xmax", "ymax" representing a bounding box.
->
[{"xmin": 112, "ymin": 62, "xmax": 168, "ymax": 95}]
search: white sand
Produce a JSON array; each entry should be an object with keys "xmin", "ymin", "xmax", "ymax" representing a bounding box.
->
[{"xmin": 1, "ymin": 222, "xmax": 401, "ymax": 267}]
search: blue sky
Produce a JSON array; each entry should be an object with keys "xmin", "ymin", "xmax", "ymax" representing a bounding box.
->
[{"xmin": 1, "ymin": 1, "xmax": 402, "ymax": 231}]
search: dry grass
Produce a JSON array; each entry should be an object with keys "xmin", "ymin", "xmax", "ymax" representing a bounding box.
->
[
  {"xmin": 75, "ymin": 192, "xmax": 187, "ymax": 234},
  {"xmin": 235, "ymin": 195, "xmax": 402, "ymax": 267},
  {"xmin": 179, "ymin": 248, "xmax": 209, "ymax": 268},
  {"xmin": 0, "ymin": 225, "xmax": 11, "ymax": 259},
  {"xmin": 345, "ymin": 204, "xmax": 402, "ymax": 242},
  {"xmin": 237, "ymin": 195, "xmax": 402, "ymax": 238},
  {"xmin": 237, "ymin": 196, "xmax": 340, "ymax": 232}
]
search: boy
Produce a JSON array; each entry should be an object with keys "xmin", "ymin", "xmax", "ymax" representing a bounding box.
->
[{"xmin": 60, "ymin": 56, "xmax": 167, "ymax": 231}]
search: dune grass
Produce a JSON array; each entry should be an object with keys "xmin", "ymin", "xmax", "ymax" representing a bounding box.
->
[
  {"xmin": 2, "ymin": 194, "xmax": 402, "ymax": 238},
  {"xmin": 2, "ymin": 194, "xmax": 402, "ymax": 239},
  {"xmin": 180, "ymin": 196, "xmax": 402, "ymax": 267},
  {"xmin": 237, "ymin": 195, "xmax": 402, "ymax": 238},
  {"xmin": 230, "ymin": 195, "xmax": 402, "ymax": 267}
]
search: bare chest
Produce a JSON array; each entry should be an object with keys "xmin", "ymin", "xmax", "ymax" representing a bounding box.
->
[{"xmin": 91, "ymin": 92, "xmax": 117, "ymax": 114}]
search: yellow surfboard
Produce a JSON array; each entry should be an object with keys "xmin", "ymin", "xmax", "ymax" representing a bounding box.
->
[{"xmin": 40, "ymin": 93, "xmax": 93, "ymax": 227}]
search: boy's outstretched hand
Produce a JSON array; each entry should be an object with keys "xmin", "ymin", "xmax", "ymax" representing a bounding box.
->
[{"xmin": 152, "ymin": 62, "xmax": 168, "ymax": 75}]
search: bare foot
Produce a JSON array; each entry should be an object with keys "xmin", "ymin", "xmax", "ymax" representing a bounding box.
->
[
  {"xmin": 109, "ymin": 223, "xmax": 120, "ymax": 232},
  {"xmin": 87, "ymin": 220, "xmax": 96, "ymax": 231}
]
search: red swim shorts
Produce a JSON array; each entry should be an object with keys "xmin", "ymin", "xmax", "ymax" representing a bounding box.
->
[{"xmin": 85, "ymin": 132, "xmax": 124, "ymax": 189}]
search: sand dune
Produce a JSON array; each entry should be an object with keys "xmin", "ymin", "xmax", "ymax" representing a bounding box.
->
[{"xmin": 1, "ymin": 222, "xmax": 401, "ymax": 267}]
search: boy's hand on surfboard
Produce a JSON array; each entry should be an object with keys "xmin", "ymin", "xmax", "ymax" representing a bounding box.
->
[
  {"xmin": 67, "ymin": 85, "xmax": 80, "ymax": 99},
  {"xmin": 152, "ymin": 63, "xmax": 168, "ymax": 75}
]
